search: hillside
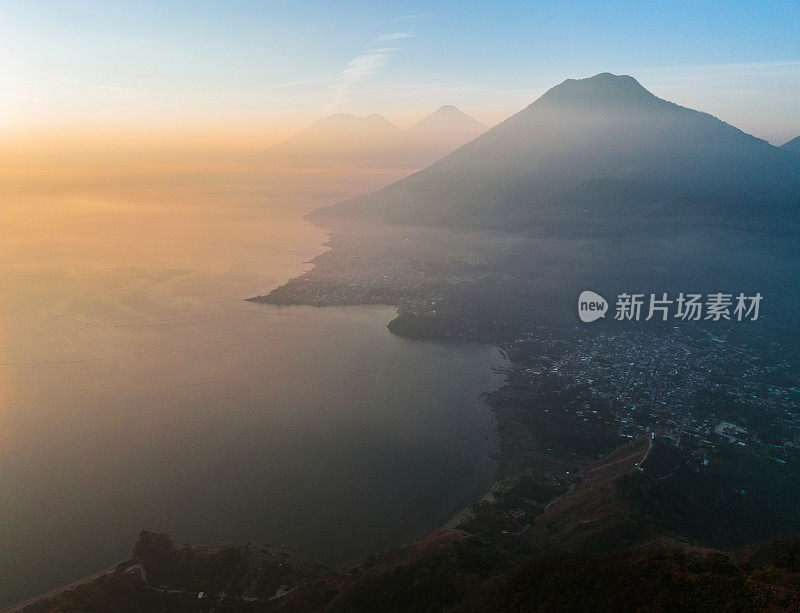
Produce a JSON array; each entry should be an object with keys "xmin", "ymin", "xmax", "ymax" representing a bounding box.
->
[
  {"xmin": 523, "ymin": 437, "xmax": 670, "ymax": 553},
  {"xmin": 403, "ymin": 105, "xmax": 487, "ymax": 163},
  {"xmin": 19, "ymin": 445, "xmax": 800, "ymax": 612},
  {"xmin": 311, "ymin": 73, "xmax": 799, "ymax": 235},
  {"xmin": 257, "ymin": 73, "xmax": 800, "ymax": 327},
  {"xmin": 782, "ymin": 135, "xmax": 800, "ymax": 154}
]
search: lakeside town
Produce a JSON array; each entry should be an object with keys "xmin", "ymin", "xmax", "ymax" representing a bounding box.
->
[{"xmin": 506, "ymin": 324, "xmax": 799, "ymax": 463}]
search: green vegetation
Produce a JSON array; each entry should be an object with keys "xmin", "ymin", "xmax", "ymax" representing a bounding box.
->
[
  {"xmin": 622, "ymin": 445, "xmax": 800, "ymax": 549},
  {"xmin": 23, "ymin": 532, "xmax": 800, "ymax": 612}
]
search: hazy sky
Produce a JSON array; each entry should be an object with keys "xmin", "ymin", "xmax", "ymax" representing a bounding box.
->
[{"xmin": 2, "ymin": 0, "xmax": 799, "ymax": 144}]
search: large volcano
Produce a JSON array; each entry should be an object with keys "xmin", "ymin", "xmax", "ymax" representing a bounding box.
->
[{"xmin": 312, "ymin": 73, "xmax": 799, "ymax": 237}]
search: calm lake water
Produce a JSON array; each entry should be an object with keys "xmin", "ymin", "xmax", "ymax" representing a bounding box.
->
[{"xmin": 0, "ymin": 167, "xmax": 505, "ymax": 606}]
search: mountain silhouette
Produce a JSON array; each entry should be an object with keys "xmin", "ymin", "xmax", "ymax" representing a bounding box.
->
[
  {"xmin": 405, "ymin": 105, "xmax": 486, "ymax": 146},
  {"xmin": 781, "ymin": 135, "xmax": 800, "ymax": 154},
  {"xmin": 398, "ymin": 105, "xmax": 487, "ymax": 168},
  {"xmin": 312, "ymin": 73, "xmax": 800, "ymax": 234},
  {"xmin": 252, "ymin": 107, "xmax": 486, "ymax": 168}
]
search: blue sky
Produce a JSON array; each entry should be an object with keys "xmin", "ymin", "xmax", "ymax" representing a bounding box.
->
[{"xmin": 2, "ymin": 0, "xmax": 799, "ymax": 143}]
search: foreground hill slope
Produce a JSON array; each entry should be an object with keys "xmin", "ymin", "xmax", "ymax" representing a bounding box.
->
[
  {"xmin": 26, "ymin": 538, "xmax": 800, "ymax": 612},
  {"xmin": 20, "ymin": 437, "xmax": 800, "ymax": 612}
]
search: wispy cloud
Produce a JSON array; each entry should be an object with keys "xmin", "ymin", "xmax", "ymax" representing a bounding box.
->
[
  {"xmin": 376, "ymin": 32, "xmax": 412, "ymax": 41},
  {"xmin": 47, "ymin": 76, "xmax": 137, "ymax": 92},
  {"xmin": 323, "ymin": 33, "xmax": 413, "ymax": 113}
]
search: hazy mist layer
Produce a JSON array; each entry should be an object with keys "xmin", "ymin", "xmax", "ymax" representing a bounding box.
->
[{"xmin": 0, "ymin": 164, "xmax": 504, "ymax": 606}]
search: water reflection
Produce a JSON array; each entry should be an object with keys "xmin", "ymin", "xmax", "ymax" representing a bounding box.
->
[{"xmin": 0, "ymin": 168, "xmax": 505, "ymax": 606}]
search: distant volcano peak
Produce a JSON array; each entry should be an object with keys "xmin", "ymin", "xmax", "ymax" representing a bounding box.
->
[
  {"xmin": 407, "ymin": 105, "xmax": 486, "ymax": 134},
  {"xmin": 537, "ymin": 72, "xmax": 657, "ymax": 108},
  {"xmin": 312, "ymin": 71, "xmax": 799, "ymax": 232}
]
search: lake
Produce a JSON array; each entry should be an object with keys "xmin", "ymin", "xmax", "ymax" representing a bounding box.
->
[{"xmin": 0, "ymin": 165, "xmax": 505, "ymax": 607}]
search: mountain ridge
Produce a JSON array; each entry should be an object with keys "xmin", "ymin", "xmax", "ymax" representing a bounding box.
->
[
  {"xmin": 782, "ymin": 135, "xmax": 800, "ymax": 154},
  {"xmin": 251, "ymin": 106, "xmax": 486, "ymax": 168},
  {"xmin": 406, "ymin": 105, "xmax": 486, "ymax": 136},
  {"xmin": 309, "ymin": 73, "xmax": 799, "ymax": 234}
]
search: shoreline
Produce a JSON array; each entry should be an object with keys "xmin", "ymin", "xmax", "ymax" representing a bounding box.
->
[
  {"xmin": 2, "ymin": 565, "xmax": 119, "ymax": 613},
  {"xmin": 437, "ymin": 479, "xmax": 501, "ymax": 531},
  {"xmin": 433, "ymin": 382, "xmax": 507, "ymax": 533}
]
